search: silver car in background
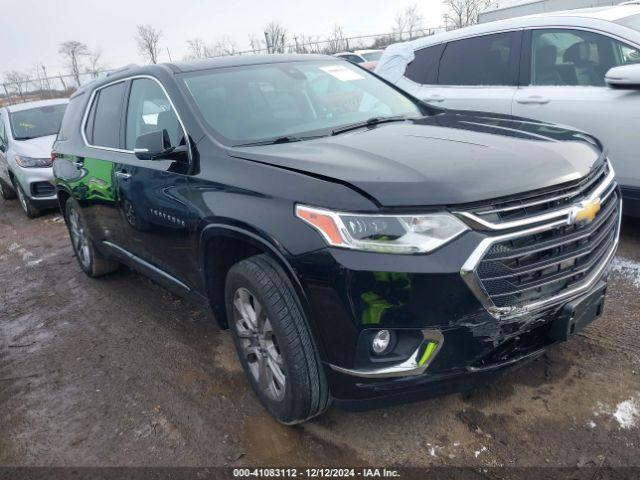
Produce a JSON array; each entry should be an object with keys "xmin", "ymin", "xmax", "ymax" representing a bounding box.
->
[
  {"xmin": 375, "ymin": 3, "xmax": 640, "ymax": 217},
  {"xmin": 0, "ymin": 99, "xmax": 68, "ymax": 217}
]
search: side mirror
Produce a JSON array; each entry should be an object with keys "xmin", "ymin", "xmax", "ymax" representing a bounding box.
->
[
  {"xmin": 605, "ymin": 63, "xmax": 640, "ymax": 89},
  {"xmin": 134, "ymin": 129, "xmax": 189, "ymax": 162}
]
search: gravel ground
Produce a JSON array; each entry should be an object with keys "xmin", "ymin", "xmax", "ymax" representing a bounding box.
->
[{"xmin": 1, "ymin": 199, "xmax": 639, "ymax": 469}]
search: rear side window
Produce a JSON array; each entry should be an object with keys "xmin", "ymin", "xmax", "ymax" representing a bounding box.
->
[
  {"xmin": 86, "ymin": 81, "xmax": 126, "ymax": 149},
  {"xmin": 405, "ymin": 44, "xmax": 444, "ymax": 84},
  {"xmin": 438, "ymin": 32, "xmax": 519, "ymax": 86}
]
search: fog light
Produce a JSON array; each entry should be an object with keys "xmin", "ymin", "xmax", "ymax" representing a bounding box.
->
[{"xmin": 372, "ymin": 329, "xmax": 392, "ymax": 355}]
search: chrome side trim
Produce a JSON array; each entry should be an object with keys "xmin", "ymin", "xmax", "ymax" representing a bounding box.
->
[
  {"xmin": 102, "ymin": 241, "xmax": 191, "ymax": 291},
  {"xmin": 329, "ymin": 329, "xmax": 444, "ymax": 378},
  {"xmin": 455, "ymin": 164, "xmax": 615, "ymax": 231},
  {"xmin": 460, "ymin": 198, "xmax": 622, "ymax": 320}
]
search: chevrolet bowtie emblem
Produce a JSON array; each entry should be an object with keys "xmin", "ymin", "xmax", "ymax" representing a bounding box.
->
[{"xmin": 571, "ymin": 199, "xmax": 601, "ymax": 225}]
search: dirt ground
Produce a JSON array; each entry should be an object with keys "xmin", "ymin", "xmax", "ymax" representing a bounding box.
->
[{"xmin": 1, "ymin": 199, "xmax": 639, "ymax": 469}]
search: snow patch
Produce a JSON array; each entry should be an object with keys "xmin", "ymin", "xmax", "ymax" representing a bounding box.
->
[
  {"xmin": 613, "ymin": 398, "xmax": 639, "ymax": 430},
  {"xmin": 474, "ymin": 446, "xmax": 487, "ymax": 458},
  {"xmin": 610, "ymin": 256, "xmax": 640, "ymax": 288}
]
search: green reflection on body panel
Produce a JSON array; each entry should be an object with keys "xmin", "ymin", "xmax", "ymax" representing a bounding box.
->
[
  {"xmin": 67, "ymin": 156, "xmax": 116, "ymax": 202},
  {"xmin": 361, "ymin": 272, "xmax": 412, "ymax": 325}
]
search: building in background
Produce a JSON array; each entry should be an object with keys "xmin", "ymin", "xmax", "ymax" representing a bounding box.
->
[{"xmin": 479, "ymin": 0, "xmax": 624, "ymax": 23}]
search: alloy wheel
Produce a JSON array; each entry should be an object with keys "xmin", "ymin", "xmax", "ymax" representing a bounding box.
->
[
  {"xmin": 233, "ymin": 287, "xmax": 286, "ymax": 401},
  {"xmin": 68, "ymin": 208, "xmax": 91, "ymax": 269}
]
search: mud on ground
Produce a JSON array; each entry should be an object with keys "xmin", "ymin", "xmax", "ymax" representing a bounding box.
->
[{"xmin": 1, "ymin": 200, "xmax": 639, "ymax": 468}]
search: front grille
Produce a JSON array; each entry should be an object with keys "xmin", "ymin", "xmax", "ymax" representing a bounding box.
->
[
  {"xmin": 31, "ymin": 182, "xmax": 55, "ymax": 197},
  {"xmin": 470, "ymin": 161, "xmax": 609, "ymax": 225},
  {"xmin": 475, "ymin": 188, "xmax": 620, "ymax": 310}
]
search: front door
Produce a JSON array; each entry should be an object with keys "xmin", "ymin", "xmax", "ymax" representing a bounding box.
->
[
  {"xmin": 513, "ymin": 28, "xmax": 640, "ymax": 190},
  {"xmin": 116, "ymin": 77, "xmax": 196, "ymax": 287}
]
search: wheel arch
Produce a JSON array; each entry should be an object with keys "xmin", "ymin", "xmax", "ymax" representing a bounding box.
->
[{"xmin": 199, "ymin": 223, "xmax": 311, "ymax": 330}]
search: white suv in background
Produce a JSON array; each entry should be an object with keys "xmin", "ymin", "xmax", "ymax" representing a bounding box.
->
[
  {"xmin": 376, "ymin": 3, "xmax": 640, "ymax": 217},
  {"xmin": 0, "ymin": 99, "xmax": 68, "ymax": 217}
]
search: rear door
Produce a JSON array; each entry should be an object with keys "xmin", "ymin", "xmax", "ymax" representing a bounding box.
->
[
  {"xmin": 116, "ymin": 77, "xmax": 195, "ymax": 286},
  {"xmin": 418, "ymin": 31, "xmax": 522, "ymax": 114},
  {"xmin": 513, "ymin": 28, "xmax": 640, "ymax": 190}
]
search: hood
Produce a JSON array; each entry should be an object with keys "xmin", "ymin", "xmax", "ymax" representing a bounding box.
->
[
  {"xmin": 12, "ymin": 134, "xmax": 57, "ymax": 159},
  {"xmin": 230, "ymin": 111, "xmax": 604, "ymax": 208}
]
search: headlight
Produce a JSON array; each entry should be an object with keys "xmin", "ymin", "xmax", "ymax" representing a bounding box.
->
[
  {"xmin": 296, "ymin": 205, "xmax": 468, "ymax": 254},
  {"xmin": 15, "ymin": 155, "xmax": 52, "ymax": 168}
]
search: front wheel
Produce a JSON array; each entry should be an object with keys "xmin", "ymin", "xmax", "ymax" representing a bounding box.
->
[
  {"xmin": 225, "ymin": 254, "xmax": 331, "ymax": 424},
  {"xmin": 65, "ymin": 199, "xmax": 119, "ymax": 277},
  {"xmin": 15, "ymin": 183, "xmax": 40, "ymax": 218}
]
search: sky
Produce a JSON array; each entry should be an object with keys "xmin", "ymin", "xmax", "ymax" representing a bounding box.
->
[{"xmin": 0, "ymin": 0, "xmax": 448, "ymax": 77}]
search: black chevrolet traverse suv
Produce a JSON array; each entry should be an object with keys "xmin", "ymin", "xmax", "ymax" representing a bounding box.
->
[{"xmin": 53, "ymin": 55, "xmax": 621, "ymax": 424}]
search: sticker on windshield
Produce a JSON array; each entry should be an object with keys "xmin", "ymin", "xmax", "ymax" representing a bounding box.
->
[{"xmin": 320, "ymin": 65, "xmax": 364, "ymax": 82}]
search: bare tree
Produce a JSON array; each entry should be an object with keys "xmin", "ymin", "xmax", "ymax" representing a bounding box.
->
[
  {"xmin": 293, "ymin": 34, "xmax": 323, "ymax": 54},
  {"xmin": 264, "ymin": 22, "xmax": 287, "ymax": 54},
  {"xmin": 186, "ymin": 38, "xmax": 213, "ymax": 59},
  {"xmin": 59, "ymin": 40, "xmax": 90, "ymax": 86},
  {"xmin": 248, "ymin": 34, "xmax": 264, "ymax": 54},
  {"xmin": 86, "ymin": 49, "xmax": 105, "ymax": 78},
  {"xmin": 325, "ymin": 25, "xmax": 348, "ymax": 54},
  {"xmin": 404, "ymin": 5, "xmax": 424, "ymax": 40},
  {"xmin": 443, "ymin": 0, "xmax": 492, "ymax": 29},
  {"xmin": 136, "ymin": 24, "xmax": 162, "ymax": 64},
  {"xmin": 3, "ymin": 70, "xmax": 31, "ymax": 102},
  {"xmin": 393, "ymin": 13, "xmax": 407, "ymax": 42},
  {"xmin": 213, "ymin": 36, "xmax": 239, "ymax": 56}
]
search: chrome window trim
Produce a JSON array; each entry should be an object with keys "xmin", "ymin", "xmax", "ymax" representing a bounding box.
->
[
  {"xmin": 460, "ymin": 194, "xmax": 622, "ymax": 320},
  {"xmin": 329, "ymin": 329, "xmax": 444, "ymax": 378},
  {"xmin": 454, "ymin": 163, "xmax": 616, "ymax": 231},
  {"xmin": 80, "ymin": 74, "xmax": 192, "ymax": 160}
]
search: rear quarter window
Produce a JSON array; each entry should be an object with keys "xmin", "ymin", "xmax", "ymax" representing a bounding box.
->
[
  {"xmin": 57, "ymin": 96, "xmax": 82, "ymax": 141},
  {"xmin": 405, "ymin": 44, "xmax": 445, "ymax": 85}
]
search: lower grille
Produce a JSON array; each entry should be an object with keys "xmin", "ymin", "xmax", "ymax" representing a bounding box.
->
[
  {"xmin": 477, "ymin": 190, "xmax": 619, "ymax": 309},
  {"xmin": 31, "ymin": 182, "xmax": 55, "ymax": 197}
]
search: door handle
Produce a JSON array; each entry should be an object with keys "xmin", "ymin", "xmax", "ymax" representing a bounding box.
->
[
  {"xmin": 516, "ymin": 95, "xmax": 550, "ymax": 105},
  {"xmin": 424, "ymin": 94, "xmax": 445, "ymax": 103},
  {"xmin": 115, "ymin": 170, "xmax": 132, "ymax": 180}
]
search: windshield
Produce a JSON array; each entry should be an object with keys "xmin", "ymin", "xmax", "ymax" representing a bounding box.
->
[
  {"xmin": 617, "ymin": 13, "xmax": 640, "ymax": 33},
  {"xmin": 182, "ymin": 60, "xmax": 423, "ymax": 145},
  {"xmin": 362, "ymin": 51, "xmax": 383, "ymax": 62},
  {"xmin": 9, "ymin": 104, "xmax": 67, "ymax": 140}
]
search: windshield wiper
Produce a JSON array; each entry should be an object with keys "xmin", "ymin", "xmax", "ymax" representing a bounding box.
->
[
  {"xmin": 331, "ymin": 116, "xmax": 410, "ymax": 136},
  {"xmin": 234, "ymin": 134, "xmax": 325, "ymax": 147}
]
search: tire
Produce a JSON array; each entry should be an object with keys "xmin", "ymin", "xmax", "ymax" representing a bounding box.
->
[
  {"xmin": 64, "ymin": 198, "xmax": 119, "ymax": 277},
  {"xmin": 15, "ymin": 183, "xmax": 40, "ymax": 218},
  {"xmin": 0, "ymin": 178, "xmax": 16, "ymax": 200},
  {"xmin": 225, "ymin": 254, "xmax": 331, "ymax": 424}
]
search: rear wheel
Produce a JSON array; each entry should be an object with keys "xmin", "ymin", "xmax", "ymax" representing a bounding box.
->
[
  {"xmin": 15, "ymin": 183, "xmax": 40, "ymax": 218},
  {"xmin": 65, "ymin": 199, "xmax": 119, "ymax": 277},
  {"xmin": 0, "ymin": 178, "xmax": 16, "ymax": 200},
  {"xmin": 225, "ymin": 254, "xmax": 331, "ymax": 424}
]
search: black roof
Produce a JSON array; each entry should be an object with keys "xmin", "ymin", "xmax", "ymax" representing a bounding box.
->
[{"xmin": 72, "ymin": 54, "xmax": 338, "ymax": 98}]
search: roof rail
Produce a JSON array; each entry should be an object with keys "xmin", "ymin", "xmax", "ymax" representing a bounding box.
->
[{"xmin": 105, "ymin": 64, "xmax": 139, "ymax": 77}]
